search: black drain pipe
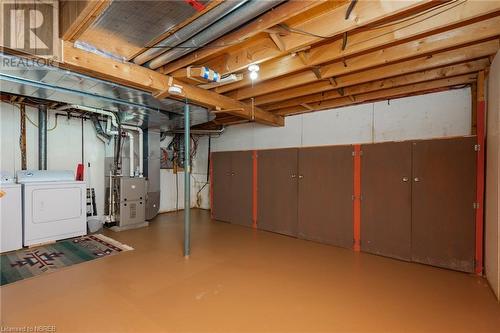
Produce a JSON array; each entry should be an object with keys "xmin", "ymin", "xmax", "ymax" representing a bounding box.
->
[{"xmin": 38, "ymin": 104, "xmax": 48, "ymax": 170}]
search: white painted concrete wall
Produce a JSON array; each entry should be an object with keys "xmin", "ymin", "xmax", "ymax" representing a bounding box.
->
[
  {"xmin": 0, "ymin": 102, "xmax": 105, "ymax": 216},
  {"xmin": 213, "ymin": 89, "xmax": 472, "ymax": 152},
  {"xmin": 485, "ymin": 50, "xmax": 500, "ymax": 301},
  {"xmin": 159, "ymin": 135, "xmax": 210, "ymax": 212}
]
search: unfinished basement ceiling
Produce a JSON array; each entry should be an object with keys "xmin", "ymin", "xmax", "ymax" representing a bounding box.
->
[
  {"xmin": 76, "ymin": 0, "xmax": 210, "ymax": 60},
  {"xmin": 0, "ymin": 53, "xmax": 214, "ymax": 130}
]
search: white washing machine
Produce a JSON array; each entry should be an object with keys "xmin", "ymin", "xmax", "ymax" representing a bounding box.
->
[
  {"xmin": 17, "ymin": 170, "xmax": 87, "ymax": 246},
  {"xmin": 0, "ymin": 172, "xmax": 22, "ymax": 252}
]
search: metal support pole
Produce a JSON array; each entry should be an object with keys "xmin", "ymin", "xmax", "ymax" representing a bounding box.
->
[
  {"xmin": 38, "ymin": 104, "xmax": 48, "ymax": 170},
  {"xmin": 184, "ymin": 102, "xmax": 191, "ymax": 257}
]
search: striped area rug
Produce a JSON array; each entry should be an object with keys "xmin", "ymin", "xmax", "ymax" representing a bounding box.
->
[{"xmin": 1, "ymin": 234, "xmax": 133, "ymax": 286}]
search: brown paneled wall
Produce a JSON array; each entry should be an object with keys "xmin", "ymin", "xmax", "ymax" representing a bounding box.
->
[
  {"xmin": 211, "ymin": 136, "xmax": 478, "ymax": 273},
  {"xmin": 257, "ymin": 149, "xmax": 298, "ymax": 236},
  {"xmin": 211, "ymin": 151, "xmax": 253, "ymax": 226},
  {"xmin": 361, "ymin": 142, "xmax": 413, "ymax": 261},
  {"xmin": 298, "ymin": 146, "xmax": 353, "ymax": 248},
  {"xmin": 411, "ymin": 137, "xmax": 477, "ymax": 272}
]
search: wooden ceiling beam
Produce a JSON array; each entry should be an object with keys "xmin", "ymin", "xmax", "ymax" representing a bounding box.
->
[
  {"xmin": 244, "ymin": 39, "xmax": 499, "ymax": 106},
  {"xmin": 225, "ymin": 17, "xmax": 500, "ymax": 100},
  {"xmin": 194, "ymin": 0, "xmax": 435, "ymax": 75},
  {"xmin": 60, "ymin": 0, "xmax": 111, "ymax": 42},
  {"xmin": 263, "ymin": 59, "xmax": 490, "ymax": 112},
  {"xmin": 158, "ymin": 0, "xmax": 333, "ymax": 74},
  {"xmin": 61, "ymin": 42, "xmax": 283, "ymax": 126},
  {"xmin": 275, "ymin": 74, "xmax": 477, "ymax": 116},
  {"xmin": 268, "ymin": 32, "xmax": 287, "ymax": 52},
  {"xmin": 216, "ymin": 1, "xmax": 500, "ymax": 93}
]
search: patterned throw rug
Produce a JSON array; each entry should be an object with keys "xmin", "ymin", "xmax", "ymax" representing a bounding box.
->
[{"xmin": 0, "ymin": 234, "xmax": 133, "ymax": 286}]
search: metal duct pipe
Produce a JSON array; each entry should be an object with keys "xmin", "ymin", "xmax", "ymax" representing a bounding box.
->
[
  {"xmin": 38, "ymin": 104, "xmax": 48, "ymax": 170},
  {"xmin": 147, "ymin": 0, "xmax": 285, "ymax": 69},
  {"xmin": 122, "ymin": 125, "xmax": 144, "ymax": 177},
  {"xmin": 125, "ymin": 131, "xmax": 135, "ymax": 177},
  {"xmin": 90, "ymin": 114, "xmax": 112, "ymax": 143},
  {"xmin": 134, "ymin": 0, "xmax": 248, "ymax": 65},
  {"xmin": 184, "ymin": 102, "xmax": 191, "ymax": 257}
]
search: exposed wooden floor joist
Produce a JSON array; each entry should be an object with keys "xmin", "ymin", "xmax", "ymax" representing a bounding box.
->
[
  {"xmin": 246, "ymin": 39, "xmax": 499, "ymax": 106},
  {"xmin": 262, "ymin": 59, "xmax": 490, "ymax": 112},
  {"xmin": 225, "ymin": 22, "xmax": 500, "ymax": 101},
  {"xmin": 162, "ymin": 0, "xmax": 436, "ymax": 75},
  {"xmin": 215, "ymin": 1, "xmax": 500, "ymax": 94},
  {"xmin": 273, "ymin": 73, "xmax": 477, "ymax": 116}
]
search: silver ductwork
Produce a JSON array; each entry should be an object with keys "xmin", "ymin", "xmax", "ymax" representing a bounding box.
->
[
  {"xmin": 146, "ymin": 0, "xmax": 286, "ymax": 69},
  {"xmin": 134, "ymin": 0, "xmax": 249, "ymax": 65},
  {"xmin": 90, "ymin": 114, "xmax": 112, "ymax": 143}
]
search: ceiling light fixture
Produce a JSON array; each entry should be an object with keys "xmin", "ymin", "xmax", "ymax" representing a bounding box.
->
[
  {"xmin": 168, "ymin": 85, "xmax": 183, "ymax": 95},
  {"xmin": 248, "ymin": 64, "xmax": 260, "ymax": 72},
  {"xmin": 248, "ymin": 64, "xmax": 260, "ymax": 81},
  {"xmin": 249, "ymin": 71, "xmax": 258, "ymax": 80}
]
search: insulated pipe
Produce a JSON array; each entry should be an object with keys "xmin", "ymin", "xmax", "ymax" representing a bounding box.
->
[
  {"xmin": 122, "ymin": 125, "xmax": 143, "ymax": 177},
  {"xmin": 126, "ymin": 131, "xmax": 135, "ymax": 177},
  {"xmin": 133, "ymin": 0, "xmax": 248, "ymax": 65},
  {"xmin": 147, "ymin": 0, "xmax": 285, "ymax": 69},
  {"xmin": 106, "ymin": 117, "xmax": 119, "ymax": 135},
  {"xmin": 184, "ymin": 102, "xmax": 191, "ymax": 257},
  {"xmin": 38, "ymin": 104, "xmax": 48, "ymax": 170}
]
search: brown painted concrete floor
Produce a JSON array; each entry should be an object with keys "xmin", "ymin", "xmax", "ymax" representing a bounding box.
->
[{"xmin": 1, "ymin": 209, "xmax": 499, "ymax": 332}]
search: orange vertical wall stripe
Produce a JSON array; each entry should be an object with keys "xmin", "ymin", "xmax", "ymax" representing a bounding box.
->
[
  {"xmin": 252, "ymin": 150, "xmax": 258, "ymax": 229},
  {"xmin": 475, "ymin": 71, "xmax": 486, "ymax": 275},
  {"xmin": 475, "ymin": 101, "xmax": 485, "ymax": 274},
  {"xmin": 353, "ymin": 144, "xmax": 361, "ymax": 252},
  {"xmin": 209, "ymin": 152, "xmax": 214, "ymax": 220}
]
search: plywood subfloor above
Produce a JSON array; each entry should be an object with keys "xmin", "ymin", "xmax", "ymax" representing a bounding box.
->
[{"xmin": 1, "ymin": 210, "xmax": 499, "ymax": 332}]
